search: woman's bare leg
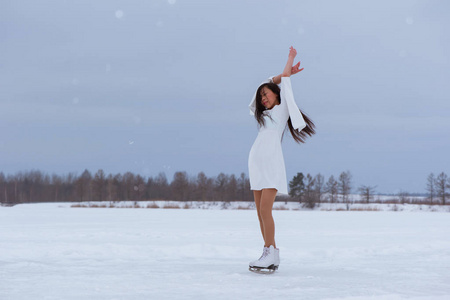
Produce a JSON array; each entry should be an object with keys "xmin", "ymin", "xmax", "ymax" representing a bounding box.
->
[
  {"xmin": 260, "ymin": 188, "xmax": 277, "ymax": 248},
  {"xmin": 253, "ymin": 190, "xmax": 265, "ymax": 242}
]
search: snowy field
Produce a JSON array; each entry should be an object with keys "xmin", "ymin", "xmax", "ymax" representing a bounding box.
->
[
  {"xmin": 1, "ymin": 203, "xmax": 450, "ymax": 300},
  {"xmin": 68, "ymin": 199, "xmax": 450, "ymax": 212}
]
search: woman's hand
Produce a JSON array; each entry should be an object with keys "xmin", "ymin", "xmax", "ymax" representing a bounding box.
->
[
  {"xmin": 288, "ymin": 46, "xmax": 297, "ymax": 59},
  {"xmin": 282, "ymin": 46, "xmax": 303, "ymax": 77},
  {"xmin": 291, "ymin": 61, "xmax": 304, "ymax": 75}
]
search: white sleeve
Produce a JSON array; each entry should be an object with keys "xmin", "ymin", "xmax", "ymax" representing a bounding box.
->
[
  {"xmin": 280, "ymin": 77, "xmax": 306, "ymax": 131},
  {"xmin": 248, "ymin": 76, "xmax": 275, "ymax": 116}
]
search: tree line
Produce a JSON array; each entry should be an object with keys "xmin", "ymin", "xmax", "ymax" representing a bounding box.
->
[
  {"xmin": 289, "ymin": 171, "xmax": 354, "ymax": 209},
  {"xmin": 288, "ymin": 171, "xmax": 450, "ymax": 209},
  {"xmin": 0, "ymin": 169, "xmax": 449, "ymax": 206},
  {"xmin": 0, "ymin": 170, "xmax": 253, "ymax": 205}
]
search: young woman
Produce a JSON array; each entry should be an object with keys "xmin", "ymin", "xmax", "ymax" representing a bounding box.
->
[{"xmin": 248, "ymin": 46, "xmax": 315, "ymax": 272}]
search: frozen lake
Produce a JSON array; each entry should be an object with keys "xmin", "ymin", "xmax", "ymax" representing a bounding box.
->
[{"xmin": 1, "ymin": 203, "xmax": 449, "ymax": 300}]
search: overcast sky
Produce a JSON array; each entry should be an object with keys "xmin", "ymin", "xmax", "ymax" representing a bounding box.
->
[{"xmin": 1, "ymin": 0, "xmax": 449, "ymax": 194}]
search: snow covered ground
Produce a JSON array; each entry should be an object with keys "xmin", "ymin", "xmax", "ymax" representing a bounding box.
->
[
  {"xmin": 68, "ymin": 199, "xmax": 450, "ymax": 213},
  {"xmin": 1, "ymin": 203, "xmax": 449, "ymax": 300}
]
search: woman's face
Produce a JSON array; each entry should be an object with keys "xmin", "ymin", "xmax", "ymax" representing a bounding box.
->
[{"xmin": 260, "ymin": 86, "xmax": 279, "ymax": 110}]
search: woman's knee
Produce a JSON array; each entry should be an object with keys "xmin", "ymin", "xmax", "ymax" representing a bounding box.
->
[
  {"xmin": 259, "ymin": 203, "xmax": 273, "ymax": 218},
  {"xmin": 259, "ymin": 189, "xmax": 276, "ymax": 217}
]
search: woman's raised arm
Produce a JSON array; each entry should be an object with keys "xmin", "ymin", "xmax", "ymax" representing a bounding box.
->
[{"xmin": 272, "ymin": 46, "xmax": 304, "ymax": 84}]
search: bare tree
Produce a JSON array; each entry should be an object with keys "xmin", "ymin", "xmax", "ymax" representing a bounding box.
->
[
  {"xmin": 75, "ymin": 169, "xmax": 92, "ymax": 202},
  {"xmin": 92, "ymin": 169, "xmax": 106, "ymax": 202},
  {"xmin": 153, "ymin": 172, "xmax": 169, "ymax": 199},
  {"xmin": 436, "ymin": 172, "xmax": 448, "ymax": 205},
  {"xmin": 195, "ymin": 172, "xmax": 208, "ymax": 201},
  {"xmin": 187, "ymin": 175, "xmax": 197, "ymax": 202},
  {"xmin": 106, "ymin": 174, "xmax": 120, "ymax": 203},
  {"xmin": 215, "ymin": 173, "xmax": 229, "ymax": 202},
  {"xmin": 205, "ymin": 177, "xmax": 215, "ymax": 202},
  {"xmin": 338, "ymin": 171, "xmax": 352, "ymax": 209},
  {"xmin": 171, "ymin": 171, "xmax": 190, "ymax": 201},
  {"xmin": 52, "ymin": 174, "xmax": 63, "ymax": 202},
  {"xmin": 325, "ymin": 175, "xmax": 338, "ymax": 203},
  {"xmin": 358, "ymin": 185, "xmax": 377, "ymax": 203},
  {"xmin": 64, "ymin": 172, "xmax": 77, "ymax": 202},
  {"xmin": 194, "ymin": 172, "xmax": 217, "ymax": 202},
  {"xmin": 22, "ymin": 174, "xmax": 32, "ymax": 203},
  {"xmin": 426, "ymin": 173, "xmax": 436, "ymax": 204},
  {"xmin": 135, "ymin": 175, "xmax": 146, "ymax": 201},
  {"xmin": 122, "ymin": 172, "xmax": 135, "ymax": 200},
  {"xmin": 237, "ymin": 172, "xmax": 251, "ymax": 202},
  {"xmin": 314, "ymin": 173, "xmax": 325, "ymax": 205},
  {"xmin": 227, "ymin": 174, "xmax": 238, "ymax": 201}
]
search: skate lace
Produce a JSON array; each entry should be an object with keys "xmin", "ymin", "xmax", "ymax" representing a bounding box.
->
[{"xmin": 258, "ymin": 247, "xmax": 269, "ymax": 261}]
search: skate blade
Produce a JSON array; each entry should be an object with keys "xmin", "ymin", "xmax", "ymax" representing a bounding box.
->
[{"xmin": 249, "ymin": 265, "xmax": 278, "ymax": 274}]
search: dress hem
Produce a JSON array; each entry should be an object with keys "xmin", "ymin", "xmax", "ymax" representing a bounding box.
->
[{"xmin": 250, "ymin": 187, "xmax": 288, "ymax": 196}]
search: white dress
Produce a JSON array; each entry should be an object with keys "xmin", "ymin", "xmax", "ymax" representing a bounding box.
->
[{"xmin": 248, "ymin": 77, "xmax": 306, "ymax": 196}]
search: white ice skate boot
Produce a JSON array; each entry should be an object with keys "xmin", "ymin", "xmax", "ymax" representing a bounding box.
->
[
  {"xmin": 249, "ymin": 247, "xmax": 268, "ymax": 268},
  {"xmin": 249, "ymin": 246, "xmax": 278, "ymax": 274},
  {"xmin": 274, "ymin": 247, "xmax": 280, "ymax": 268}
]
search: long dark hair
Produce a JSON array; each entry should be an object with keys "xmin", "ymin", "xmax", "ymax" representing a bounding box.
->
[{"xmin": 254, "ymin": 82, "xmax": 315, "ymax": 143}]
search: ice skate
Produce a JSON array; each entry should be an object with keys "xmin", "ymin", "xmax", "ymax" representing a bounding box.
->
[
  {"xmin": 249, "ymin": 245, "xmax": 278, "ymax": 274},
  {"xmin": 274, "ymin": 247, "xmax": 280, "ymax": 267},
  {"xmin": 249, "ymin": 247, "xmax": 268, "ymax": 267}
]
